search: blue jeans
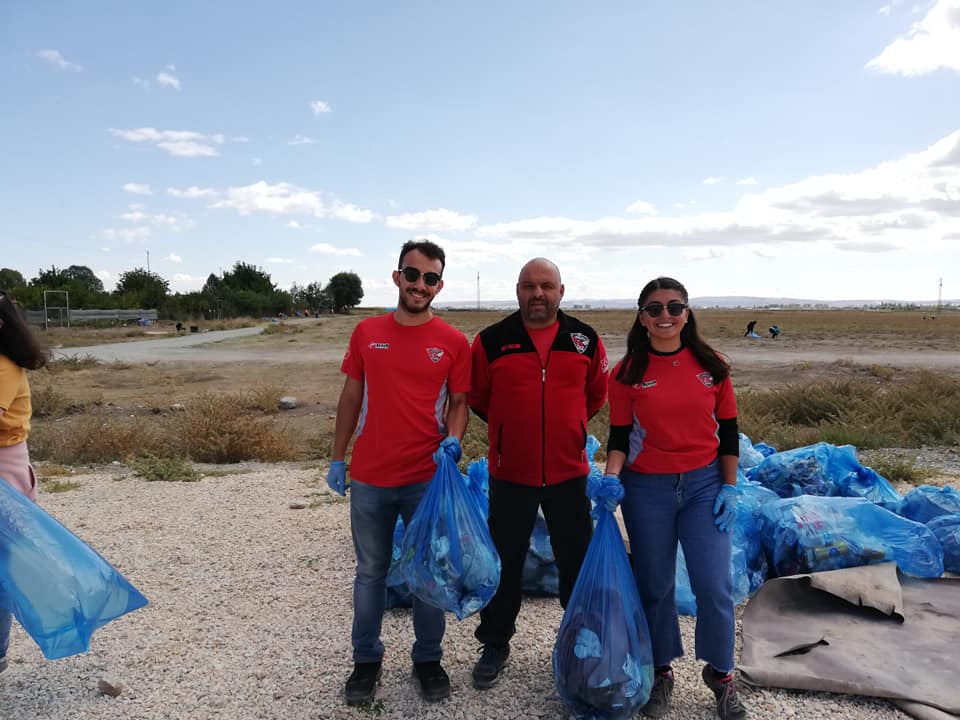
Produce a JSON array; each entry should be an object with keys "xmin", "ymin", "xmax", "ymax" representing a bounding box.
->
[
  {"xmin": 620, "ymin": 460, "xmax": 735, "ymax": 672},
  {"xmin": 0, "ymin": 610, "xmax": 10, "ymax": 659},
  {"xmin": 350, "ymin": 479, "xmax": 445, "ymax": 664}
]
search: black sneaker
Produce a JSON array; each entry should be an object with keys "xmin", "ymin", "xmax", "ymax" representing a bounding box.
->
[
  {"xmin": 413, "ymin": 660, "xmax": 450, "ymax": 702},
  {"xmin": 472, "ymin": 644, "xmax": 509, "ymax": 689},
  {"xmin": 641, "ymin": 667, "xmax": 674, "ymax": 718},
  {"xmin": 344, "ymin": 661, "xmax": 381, "ymax": 706},
  {"xmin": 702, "ymin": 665, "xmax": 748, "ymax": 720}
]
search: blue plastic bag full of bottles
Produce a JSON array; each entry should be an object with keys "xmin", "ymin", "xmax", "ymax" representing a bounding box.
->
[
  {"xmin": 554, "ymin": 475, "xmax": 653, "ymax": 720},
  {"xmin": 926, "ymin": 513, "xmax": 960, "ymax": 573},
  {"xmin": 522, "ymin": 509, "xmax": 560, "ymax": 597},
  {"xmin": 390, "ymin": 453, "xmax": 500, "ymax": 620},
  {"xmin": 759, "ymin": 494, "xmax": 943, "ymax": 578},
  {"xmin": 899, "ymin": 485, "xmax": 960, "ymax": 524},
  {"xmin": 738, "ymin": 433, "xmax": 765, "ymax": 470},
  {"xmin": 0, "ymin": 478, "xmax": 148, "ymax": 659},
  {"xmin": 385, "ymin": 517, "xmax": 412, "ymax": 609},
  {"xmin": 747, "ymin": 442, "xmax": 901, "ymax": 510}
]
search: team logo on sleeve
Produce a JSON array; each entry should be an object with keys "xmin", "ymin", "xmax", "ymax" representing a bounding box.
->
[
  {"xmin": 601, "ymin": 356, "xmax": 609, "ymax": 373},
  {"xmin": 570, "ymin": 332, "xmax": 590, "ymax": 354},
  {"xmin": 697, "ymin": 371, "xmax": 714, "ymax": 387},
  {"xmin": 426, "ymin": 347, "xmax": 444, "ymax": 363}
]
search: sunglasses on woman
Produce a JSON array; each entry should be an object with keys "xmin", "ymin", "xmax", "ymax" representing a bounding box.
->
[
  {"xmin": 639, "ymin": 301, "xmax": 688, "ymax": 318},
  {"xmin": 399, "ymin": 267, "xmax": 442, "ymax": 286}
]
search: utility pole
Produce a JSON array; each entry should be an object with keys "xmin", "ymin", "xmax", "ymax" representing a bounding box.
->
[
  {"xmin": 476, "ymin": 272, "xmax": 480, "ymax": 310},
  {"xmin": 938, "ymin": 277, "xmax": 943, "ymax": 315},
  {"xmin": 146, "ymin": 250, "xmax": 151, "ymax": 273}
]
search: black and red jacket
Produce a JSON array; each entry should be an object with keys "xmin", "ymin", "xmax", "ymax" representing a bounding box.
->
[{"xmin": 470, "ymin": 310, "xmax": 608, "ymax": 487}]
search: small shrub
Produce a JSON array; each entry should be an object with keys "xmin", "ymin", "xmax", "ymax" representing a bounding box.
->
[
  {"xmin": 834, "ymin": 357, "xmax": 857, "ymax": 368},
  {"xmin": 178, "ymin": 392, "xmax": 297, "ymax": 463},
  {"xmin": 30, "ymin": 415, "xmax": 175, "ymax": 464},
  {"xmin": 132, "ymin": 455, "xmax": 200, "ymax": 482},
  {"xmin": 30, "ymin": 382, "xmax": 69, "ymax": 418},
  {"xmin": 868, "ymin": 364, "xmax": 895, "ymax": 381},
  {"xmin": 245, "ymin": 385, "xmax": 285, "ymax": 414},
  {"xmin": 44, "ymin": 355, "xmax": 99, "ymax": 373},
  {"xmin": 40, "ymin": 478, "xmax": 81, "ymax": 493},
  {"xmin": 865, "ymin": 458, "xmax": 938, "ymax": 485}
]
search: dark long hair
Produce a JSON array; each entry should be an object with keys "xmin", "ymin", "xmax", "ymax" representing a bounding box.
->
[
  {"xmin": 615, "ymin": 277, "xmax": 729, "ymax": 386},
  {"xmin": 0, "ymin": 291, "xmax": 51, "ymax": 370}
]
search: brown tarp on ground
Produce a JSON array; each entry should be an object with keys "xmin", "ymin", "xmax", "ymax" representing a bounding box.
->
[{"xmin": 739, "ymin": 562, "xmax": 960, "ymax": 719}]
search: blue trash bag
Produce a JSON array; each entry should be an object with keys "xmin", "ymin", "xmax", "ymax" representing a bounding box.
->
[
  {"xmin": 899, "ymin": 485, "xmax": 960, "ymax": 524},
  {"xmin": 465, "ymin": 458, "xmax": 489, "ymax": 517},
  {"xmin": 747, "ymin": 442, "xmax": 901, "ymax": 510},
  {"xmin": 759, "ymin": 494, "xmax": 943, "ymax": 578},
  {"xmin": 385, "ymin": 517, "xmax": 412, "ymax": 609},
  {"xmin": 553, "ymin": 475, "xmax": 654, "ymax": 720},
  {"xmin": 738, "ymin": 433, "xmax": 765, "ymax": 470},
  {"xmin": 0, "ymin": 478, "xmax": 148, "ymax": 659},
  {"xmin": 754, "ymin": 442, "xmax": 777, "ymax": 458},
  {"xmin": 586, "ymin": 435, "xmax": 604, "ymax": 484},
  {"xmin": 522, "ymin": 509, "xmax": 560, "ymax": 596},
  {"xmin": 676, "ymin": 474, "xmax": 777, "ymax": 616},
  {"xmin": 926, "ymin": 514, "xmax": 960, "ymax": 573},
  {"xmin": 389, "ymin": 453, "xmax": 500, "ymax": 620}
]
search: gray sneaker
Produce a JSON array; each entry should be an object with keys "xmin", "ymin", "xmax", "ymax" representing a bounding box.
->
[
  {"xmin": 702, "ymin": 665, "xmax": 747, "ymax": 720},
  {"xmin": 641, "ymin": 667, "xmax": 674, "ymax": 717}
]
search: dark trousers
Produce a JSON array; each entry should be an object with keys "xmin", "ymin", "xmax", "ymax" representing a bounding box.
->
[{"xmin": 474, "ymin": 475, "xmax": 592, "ymax": 647}]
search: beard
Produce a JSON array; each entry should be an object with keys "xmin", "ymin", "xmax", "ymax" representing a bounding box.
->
[{"xmin": 398, "ymin": 288, "xmax": 434, "ymax": 315}]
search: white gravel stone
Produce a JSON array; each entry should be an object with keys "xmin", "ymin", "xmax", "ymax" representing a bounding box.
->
[{"xmin": 0, "ymin": 462, "xmax": 914, "ymax": 720}]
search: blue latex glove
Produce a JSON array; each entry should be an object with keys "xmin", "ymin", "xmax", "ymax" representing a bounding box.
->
[
  {"xmin": 713, "ymin": 484, "xmax": 738, "ymax": 533},
  {"xmin": 587, "ymin": 474, "xmax": 625, "ymax": 514},
  {"xmin": 432, "ymin": 436, "xmax": 462, "ymax": 464},
  {"xmin": 327, "ymin": 460, "xmax": 348, "ymax": 496}
]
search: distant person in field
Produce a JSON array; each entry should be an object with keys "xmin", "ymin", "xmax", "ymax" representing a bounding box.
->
[
  {"xmin": 768, "ymin": 325, "xmax": 780, "ymax": 340},
  {"xmin": 0, "ymin": 290, "xmax": 52, "ymax": 673},
  {"xmin": 743, "ymin": 320, "xmax": 757, "ymax": 337}
]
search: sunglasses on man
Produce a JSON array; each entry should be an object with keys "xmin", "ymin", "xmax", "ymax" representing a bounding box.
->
[
  {"xmin": 639, "ymin": 301, "xmax": 688, "ymax": 318},
  {"xmin": 399, "ymin": 267, "xmax": 442, "ymax": 286}
]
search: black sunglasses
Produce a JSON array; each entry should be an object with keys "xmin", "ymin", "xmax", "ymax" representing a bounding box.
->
[
  {"xmin": 399, "ymin": 267, "xmax": 442, "ymax": 286},
  {"xmin": 639, "ymin": 301, "xmax": 687, "ymax": 318}
]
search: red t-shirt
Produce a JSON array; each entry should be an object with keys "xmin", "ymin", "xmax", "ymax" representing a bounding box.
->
[
  {"xmin": 526, "ymin": 322, "xmax": 559, "ymax": 365},
  {"xmin": 341, "ymin": 313, "xmax": 471, "ymax": 487},
  {"xmin": 608, "ymin": 347, "xmax": 737, "ymax": 474}
]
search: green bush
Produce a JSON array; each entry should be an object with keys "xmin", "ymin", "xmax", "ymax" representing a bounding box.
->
[{"xmin": 132, "ymin": 455, "xmax": 200, "ymax": 482}]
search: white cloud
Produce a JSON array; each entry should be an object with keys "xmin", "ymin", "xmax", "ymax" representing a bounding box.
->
[
  {"xmin": 157, "ymin": 71, "xmax": 181, "ymax": 90},
  {"xmin": 123, "ymin": 182, "xmax": 153, "ymax": 195},
  {"xmin": 109, "ymin": 127, "xmax": 226, "ymax": 158},
  {"xmin": 703, "ymin": 176, "xmax": 725, "ymax": 185},
  {"xmin": 310, "ymin": 100, "xmax": 332, "ymax": 115},
  {"xmin": 266, "ymin": 257, "xmax": 294, "ymax": 263},
  {"xmin": 736, "ymin": 177, "xmax": 759, "ymax": 186},
  {"xmin": 252, "ymin": 157, "xmax": 263, "ymax": 166},
  {"xmin": 287, "ymin": 220, "xmax": 301, "ymax": 229},
  {"xmin": 167, "ymin": 186, "xmax": 218, "ymax": 199},
  {"xmin": 310, "ymin": 243, "xmax": 362, "ymax": 256},
  {"xmin": 288, "ymin": 135, "xmax": 317, "ymax": 146},
  {"xmin": 36, "ymin": 49, "xmax": 82, "ymax": 72},
  {"xmin": 165, "ymin": 254, "xmax": 183, "ymax": 263},
  {"xmin": 231, "ymin": 136, "xmax": 250, "ymax": 143},
  {"xmin": 867, "ymin": 0, "xmax": 960, "ymax": 75},
  {"xmin": 132, "ymin": 76, "xmax": 151, "ymax": 89},
  {"xmin": 625, "ymin": 200, "xmax": 657, "ymax": 215},
  {"xmin": 211, "ymin": 180, "xmax": 373, "ymax": 223},
  {"xmin": 120, "ymin": 209, "xmax": 193, "ymax": 232},
  {"xmin": 386, "ymin": 208, "xmax": 478, "ymax": 231},
  {"xmin": 103, "ymin": 226, "xmax": 151, "ymax": 243},
  {"xmin": 96, "ymin": 270, "xmax": 112, "ymax": 281},
  {"xmin": 474, "ymin": 128, "xmax": 960, "ymax": 256}
]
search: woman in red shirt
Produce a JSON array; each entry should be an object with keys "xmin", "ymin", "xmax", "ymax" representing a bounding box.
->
[{"xmin": 603, "ymin": 277, "xmax": 747, "ymax": 720}]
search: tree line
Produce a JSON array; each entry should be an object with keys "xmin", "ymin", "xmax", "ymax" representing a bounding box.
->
[{"xmin": 0, "ymin": 263, "xmax": 364, "ymax": 319}]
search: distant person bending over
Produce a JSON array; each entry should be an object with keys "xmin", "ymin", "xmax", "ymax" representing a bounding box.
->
[
  {"xmin": 743, "ymin": 320, "xmax": 756, "ymax": 337},
  {"xmin": 0, "ymin": 290, "xmax": 52, "ymax": 673},
  {"xmin": 326, "ymin": 239, "xmax": 471, "ymax": 706},
  {"xmin": 768, "ymin": 325, "xmax": 780, "ymax": 340},
  {"xmin": 469, "ymin": 257, "xmax": 608, "ymax": 690},
  {"xmin": 604, "ymin": 277, "xmax": 747, "ymax": 720}
]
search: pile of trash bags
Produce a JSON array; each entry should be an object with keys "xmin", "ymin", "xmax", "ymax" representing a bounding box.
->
[{"xmin": 0, "ymin": 478, "xmax": 148, "ymax": 659}]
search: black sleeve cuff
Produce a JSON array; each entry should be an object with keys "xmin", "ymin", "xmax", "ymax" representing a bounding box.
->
[
  {"xmin": 718, "ymin": 417, "xmax": 739, "ymax": 457},
  {"xmin": 607, "ymin": 425, "xmax": 631, "ymax": 455}
]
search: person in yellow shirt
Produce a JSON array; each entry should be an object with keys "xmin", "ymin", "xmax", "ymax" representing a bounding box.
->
[{"xmin": 0, "ymin": 290, "xmax": 51, "ymax": 672}]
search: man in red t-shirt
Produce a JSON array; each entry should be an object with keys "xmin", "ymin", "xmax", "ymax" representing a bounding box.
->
[
  {"xmin": 326, "ymin": 239, "xmax": 470, "ymax": 706},
  {"xmin": 469, "ymin": 257, "xmax": 608, "ymax": 689}
]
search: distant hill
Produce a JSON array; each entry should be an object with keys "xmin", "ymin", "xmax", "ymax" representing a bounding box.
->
[{"xmin": 437, "ymin": 296, "xmax": 958, "ymax": 311}]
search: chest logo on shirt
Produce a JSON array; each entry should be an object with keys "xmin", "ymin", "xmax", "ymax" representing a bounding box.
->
[
  {"xmin": 368, "ymin": 342, "xmax": 390, "ymax": 350},
  {"xmin": 601, "ymin": 356, "xmax": 609, "ymax": 373},
  {"xmin": 637, "ymin": 380, "xmax": 657, "ymax": 389},
  {"xmin": 570, "ymin": 333, "xmax": 590, "ymax": 354},
  {"xmin": 500, "ymin": 343, "xmax": 522, "ymax": 352},
  {"xmin": 697, "ymin": 371, "xmax": 714, "ymax": 387},
  {"xmin": 426, "ymin": 347, "xmax": 444, "ymax": 363}
]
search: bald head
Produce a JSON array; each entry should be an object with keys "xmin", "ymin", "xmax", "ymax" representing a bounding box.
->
[{"xmin": 516, "ymin": 257, "xmax": 564, "ymax": 328}]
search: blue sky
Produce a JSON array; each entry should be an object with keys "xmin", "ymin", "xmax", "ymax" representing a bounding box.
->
[{"xmin": 2, "ymin": 1, "xmax": 959, "ymax": 306}]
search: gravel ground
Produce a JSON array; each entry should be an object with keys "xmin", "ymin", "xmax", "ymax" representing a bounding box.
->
[{"xmin": 3, "ymin": 459, "xmax": 955, "ymax": 720}]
